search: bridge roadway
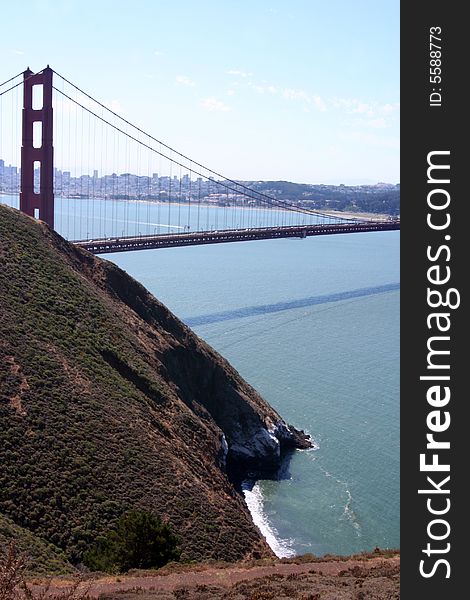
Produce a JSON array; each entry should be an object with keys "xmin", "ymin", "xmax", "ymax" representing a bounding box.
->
[{"xmin": 74, "ymin": 220, "xmax": 400, "ymax": 254}]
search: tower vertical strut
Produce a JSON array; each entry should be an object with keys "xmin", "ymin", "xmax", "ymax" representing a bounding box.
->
[{"xmin": 20, "ymin": 66, "xmax": 54, "ymax": 228}]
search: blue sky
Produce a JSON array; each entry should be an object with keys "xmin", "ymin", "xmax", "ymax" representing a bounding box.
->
[{"xmin": 1, "ymin": 0, "xmax": 399, "ymax": 184}]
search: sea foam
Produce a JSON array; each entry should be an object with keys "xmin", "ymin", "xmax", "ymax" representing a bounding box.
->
[{"xmin": 242, "ymin": 480, "xmax": 296, "ymax": 558}]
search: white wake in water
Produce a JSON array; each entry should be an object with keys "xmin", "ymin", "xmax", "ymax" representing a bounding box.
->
[
  {"xmin": 242, "ymin": 480, "xmax": 296, "ymax": 558},
  {"xmin": 318, "ymin": 465, "xmax": 362, "ymax": 536}
]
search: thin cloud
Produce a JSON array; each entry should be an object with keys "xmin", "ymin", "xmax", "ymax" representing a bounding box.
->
[
  {"xmin": 226, "ymin": 69, "xmax": 252, "ymax": 78},
  {"xmin": 332, "ymin": 98, "xmax": 368, "ymax": 113},
  {"xmin": 311, "ymin": 95, "xmax": 327, "ymax": 111},
  {"xmin": 333, "ymin": 97, "xmax": 399, "ymax": 118},
  {"xmin": 200, "ymin": 97, "xmax": 231, "ymax": 112},
  {"xmin": 379, "ymin": 102, "xmax": 400, "ymax": 115},
  {"xmin": 367, "ymin": 118, "xmax": 388, "ymax": 129},
  {"xmin": 283, "ymin": 88, "xmax": 309, "ymax": 101},
  {"xmin": 176, "ymin": 75, "xmax": 195, "ymax": 87},
  {"xmin": 332, "ymin": 98, "xmax": 354, "ymax": 110},
  {"xmin": 282, "ymin": 88, "xmax": 326, "ymax": 111}
]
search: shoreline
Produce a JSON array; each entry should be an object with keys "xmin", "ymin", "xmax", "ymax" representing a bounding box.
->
[
  {"xmin": 242, "ymin": 479, "xmax": 296, "ymax": 558},
  {"xmin": 240, "ymin": 440, "xmax": 319, "ymax": 559},
  {"xmin": 0, "ymin": 193, "xmax": 393, "ymax": 221}
]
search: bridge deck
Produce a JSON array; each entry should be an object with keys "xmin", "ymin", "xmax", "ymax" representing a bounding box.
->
[{"xmin": 74, "ymin": 221, "xmax": 400, "ymax": 254}]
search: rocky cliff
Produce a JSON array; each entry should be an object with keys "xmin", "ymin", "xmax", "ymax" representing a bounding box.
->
[{"xmin": 0, "ymin": 204, "xmax": 310, "ymax": 570}]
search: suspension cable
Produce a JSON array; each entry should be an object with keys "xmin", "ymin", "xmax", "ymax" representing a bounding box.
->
[
  {"xmin": 51, "ymin": 69, "xmax": 354, "ymax": 221},
  {"xmin": 0, "ymin": 69, "xmax": 43, "ymax": 98},
  {"xmin": 52, "ymin": 85, "xmax": 343, "ymax": 219},
  {"xmin": 0, "ymin": 71, "xmax": 25, "ymax": 88}
]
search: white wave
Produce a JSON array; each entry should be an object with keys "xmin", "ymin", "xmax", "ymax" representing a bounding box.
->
[
  {"xmin": 319, "ymin": 465, "xmax": 362, "ymax": 536},
  {"xmin": 242, "ymin": 480, "xmax": 296, "ymax": 558},
  {"xmin": 299, "ymin": 431, "xmax": 320, "ymax": 452},
  {"xmin": 342, "ymin": 487, "xmax": 362, "ymax": 535}
]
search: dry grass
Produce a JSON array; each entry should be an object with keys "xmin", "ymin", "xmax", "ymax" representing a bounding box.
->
[{"xmin": 0, "ymin": 543, "xmax": 90, "ymax": 600}]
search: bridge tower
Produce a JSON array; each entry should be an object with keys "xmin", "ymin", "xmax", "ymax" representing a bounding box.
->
[{"xmin": 20, "ymin": 66, "xmax": 54, "ymax": 228}]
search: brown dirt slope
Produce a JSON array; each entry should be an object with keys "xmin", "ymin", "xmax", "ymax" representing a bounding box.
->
[
  {"xmin": 28, "ymin": 551, "xmax": 400, "ymax": 599},
  {"xmin": 0, "ymin": 204, "xmax": 310, "ymax": 570}
]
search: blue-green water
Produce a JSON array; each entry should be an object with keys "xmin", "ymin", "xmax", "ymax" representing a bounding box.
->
[
  {"xmin": 108, "ymin": 228, "xmax": 400, "ymax": 557},
  {"xmin": 1, "ymin": 195, "xmax": 399, "ymax": 557}
]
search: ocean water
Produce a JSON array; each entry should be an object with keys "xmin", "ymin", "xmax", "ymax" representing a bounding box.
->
[
  {"xmin": 108, "ymin": 230, "xmax": 400, "ymax": 558},
  {"xmin": 1, "ymin": 195, "xmax": 399, "ymax": 557}
]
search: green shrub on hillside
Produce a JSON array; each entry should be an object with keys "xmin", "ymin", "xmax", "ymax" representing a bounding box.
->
[
  {"xmin": 84, "ymin": 510, "xmax": 180, "ymax": 573},
  {"xmin": 0, "ymin": 205, "xmax": 272, "ymax": 566}
]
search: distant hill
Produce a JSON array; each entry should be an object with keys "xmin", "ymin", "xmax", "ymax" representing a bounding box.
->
[
  {"xmin": 244, "ymin": 181, "xmax": 400, "ymax": 215},
  {"xmin": 0, "ymin": 204, "xmax": 310, "ymax": 572}
]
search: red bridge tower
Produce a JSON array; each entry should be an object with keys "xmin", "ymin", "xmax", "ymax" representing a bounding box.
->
[{"xmin": 20, "ymin": 66, "xmax": 54, "ymax": 228}]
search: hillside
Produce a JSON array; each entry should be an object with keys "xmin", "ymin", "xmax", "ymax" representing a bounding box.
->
[
  {"xmin": 246, "ymin": 181, "xmax": 400, "ymax": 215},
  {"xmin": 25, "ymin": 551, "xmax": 400, "ymax": 599},
  {"xmin": 0, "ymin": 514, "xmax": 73, "ymax": 575},
  {"xmin": 0, "ymin": 204, "xmax": 311, "ymax": 571}
]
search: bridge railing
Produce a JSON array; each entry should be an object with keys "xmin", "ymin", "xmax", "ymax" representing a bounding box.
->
[{"xmin": 75, "ymin": 220, "xmax": 400, "ymax": 254}]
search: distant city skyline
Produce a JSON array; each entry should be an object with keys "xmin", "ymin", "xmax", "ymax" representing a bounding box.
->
[
  {"xmin": 0, "ymin": 155, "xmax": 399, "ymax": 196},
  {"xmin": 0, "ymin": 153, "xmax": 400, "ymax": 217},
  {"xmin": 0, "ymin": 1, "xmax": 399, "ymax": 185}
]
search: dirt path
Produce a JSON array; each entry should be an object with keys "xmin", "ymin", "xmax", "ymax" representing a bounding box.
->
[{"xmin": 33, "ymin": 554, "xmax": 400, "ymax": 598}]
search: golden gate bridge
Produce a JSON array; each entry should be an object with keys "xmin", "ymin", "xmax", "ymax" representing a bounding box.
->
[{"xmin": 0, "ymin": 66, "xmax": 399, "ymax": 254}]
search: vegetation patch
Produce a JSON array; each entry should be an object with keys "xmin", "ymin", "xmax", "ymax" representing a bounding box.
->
[
  {"xmin": 84, "ymin": 510, "xmax": 180, "ymax": 573},
  {"xmin": 0, "ymin": 204, "xmax": 289, "ymax": 570}
]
